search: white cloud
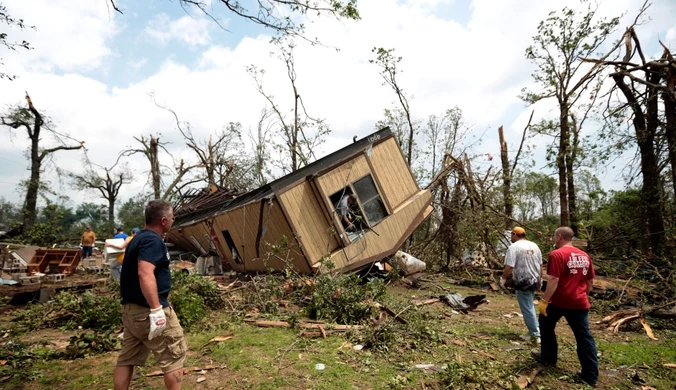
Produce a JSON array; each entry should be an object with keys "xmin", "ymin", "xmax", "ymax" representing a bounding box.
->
[
  {"xmin": 143, "ymin": 14, "xmax": 212, "ymax": 47},
  {"xmin": 1, "ymin": 0, "xmax": 118, "ymax": 74},
  {"xmin": 1, "ymin": 0, "xmax": 676, "ymax": 208}
]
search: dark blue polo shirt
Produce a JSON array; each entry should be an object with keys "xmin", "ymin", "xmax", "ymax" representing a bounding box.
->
[{"xmin": 120, "ymin": 229, "xmax": 171, "ymax": 308}]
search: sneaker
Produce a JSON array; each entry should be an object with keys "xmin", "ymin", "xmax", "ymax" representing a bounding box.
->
[
  {"xmin": 519, "ymin": 334, "xmax": 541, "ymax": 345},
  {"xmin": 530, "ymin": 350, "xmax": 555, "ymax": 366},
  {"xmin": 576, "ymin": 371, "xmax": 597, "ymax": 387}
]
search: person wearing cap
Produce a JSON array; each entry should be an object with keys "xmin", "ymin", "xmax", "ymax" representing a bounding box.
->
[
  {"xmin": 106, "ymin": 228, "xmax": 140, "ymax": 281},
  {"xmin": 114, "ymin": 227, "xmax": 129, "ymax": 240},
  {"xmin": 500, "ymin": 226, "xmax": 543, "ymax": 344},
  {"xmin": 531, "ymin": 226, "xmax": 598, "ymax": 387}
]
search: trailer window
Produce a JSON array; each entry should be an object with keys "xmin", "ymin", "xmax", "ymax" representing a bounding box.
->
[{"xmin": 353, "ymin": 175, "xmax": 388, "ymax": 225}]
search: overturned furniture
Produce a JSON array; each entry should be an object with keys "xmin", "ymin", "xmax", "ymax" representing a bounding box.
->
[
  {"xmin": 27, "ymin": 249, "xmax": 81, "ymax": 274},
  {"xmin": 167, "ymin": 127, "xmax": 433, "ymax": 274}
]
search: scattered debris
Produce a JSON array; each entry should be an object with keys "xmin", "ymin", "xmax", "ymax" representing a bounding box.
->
[
  {"xmin": 439, "ymin": 293, "xmax": 487, "ymax": 312},
  {"xmin": 196, "ymin": 376, "xmax": 206, "ymax": 383},
  {"xmin": 199, "ymin": 334, "xmax": 234, "ymax": 350},
  {"xmin": 353, "ymin": 344, "xmax": 363, "ymax": 351},
  {"xmin": 517, "ymin": 367, "xmax": 542, "ymax": 388},
  {"xmin": 597, "ymin": 309, "xmax": 664, "ymax": 340},
  {"xmin": 389, "ymin": 251, "xmax": 426, "ymax": 276},
  {"xmin": 664, "ymin": 364, "xmax": 676, "ymax": 369},
  {"xmin": 314, "ymin": 363, "xmax": 325, "ymax": 370}
]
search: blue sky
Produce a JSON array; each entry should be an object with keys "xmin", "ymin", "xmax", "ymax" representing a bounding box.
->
[{"xmin": 0, "ymin": 0, "xmax": 675, "ymax": 213}]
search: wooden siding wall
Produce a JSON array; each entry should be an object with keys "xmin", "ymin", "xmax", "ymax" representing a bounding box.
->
[
  {"xmin": 316, "ymin": 155, "xmax": 371, "ymax": 197},
  {"xmin": 325, "ymin": 190, "xmax": 431, "ymax": 272},
  {"xmin": 209, "ymin": 199, "xmax": 310, "ymax": 273},
  {"xmin": 369, "ymin": 138, "xmax": 419, "ymax": 209},
  {"xmin": 277, "ymin": 182, "xmax": 341, "ymax": 265},
  {"xmin": 168, "ymin": 198, "xmax": 310, "ymax": 273}
]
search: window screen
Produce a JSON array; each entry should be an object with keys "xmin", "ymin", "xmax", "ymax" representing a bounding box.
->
[{"xmin": 353, "ymin": 175, "xmax": 388, "ymax": 225}]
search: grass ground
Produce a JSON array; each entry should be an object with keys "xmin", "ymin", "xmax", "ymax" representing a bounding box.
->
[{"xmin": 1, "ymin": 275, "xmax": 674, "ymax": 389}]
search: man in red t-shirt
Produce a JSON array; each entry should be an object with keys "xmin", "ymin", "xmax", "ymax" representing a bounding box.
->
[{"xmin": 531, "ymin": 226, "xmax": 598, "ymax": 387}]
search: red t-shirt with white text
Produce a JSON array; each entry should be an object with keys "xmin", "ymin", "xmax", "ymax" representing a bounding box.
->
[{"xmin": 547, "ymin": 246, "xmax": 595, "ymax": 309}]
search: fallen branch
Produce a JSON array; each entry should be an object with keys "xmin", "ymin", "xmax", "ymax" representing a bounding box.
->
[
  {"xmin": 639, "ymin": 316, "xmax": 658, "ymax": 341},
  {"xmin": 414, "ymin": 298, "xmax": 441, "ymax": 306},
  {"xmin": 374, "ymin": 302, "xmax": 409, "ymax": 324},
  {"xmin": 199, "ymin": 334, "xmax": 233, "ymax": 350},
  {"xmin": 610, "ymin": 314, "xmax": 640, "ymax": 333},
  {"xmin": 243, "ymin": 319, "xmax": 364, "ymax": 332}
]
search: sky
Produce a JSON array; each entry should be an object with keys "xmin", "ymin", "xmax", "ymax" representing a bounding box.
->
[{"xmin": 0, "ymin": 0, "xmax": 675, "ymax": 212}]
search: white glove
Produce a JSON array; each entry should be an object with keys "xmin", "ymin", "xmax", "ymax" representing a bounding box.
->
[
  {"xmin": 499, "ymin": 277, "xmax": 506, "ymax": 289},
  {"xmin": 148, "ymin": 306, "xmax": 167, "ymax": 340}
]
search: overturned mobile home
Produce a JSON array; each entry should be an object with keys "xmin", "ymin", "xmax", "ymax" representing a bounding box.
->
[{"xmin": 166, "ymin": 128, "xmax": 433, "ymax": 274}]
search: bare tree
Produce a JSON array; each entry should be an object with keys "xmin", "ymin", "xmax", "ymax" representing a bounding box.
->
[
  {"xmin": 71, "ymin": 157, "xmax": 133, "ymax": 225},
  {"xmin": 371, "ymin": 48, "xmax": 415, "ymax": 167},
  {"xmin": 247, "ymin": 37, "xmax": 330, "ymax": 173},
  {"xmin": 585, "ymin": 27, "xmax": 675, "ymax": 259},
  {"xmin": 0, "ymin": 93, "xmax": 84, "ymax": 230},
  {"xmin": 249, "ymin": 107, "xmax": 274, "ymax": 187},
  {"xmin": 497, "ymin": 111, "xmax": 532, "ymax": 228},
  {"xmin": 152, "ymin": 97, "xmax": 253, "ymax": 193},
  {"xmin": 106, "ymin": 0, "xmax": 359, "ymax": 44}
]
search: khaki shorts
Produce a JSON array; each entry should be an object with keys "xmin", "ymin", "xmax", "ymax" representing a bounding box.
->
[{"xmin": 116, "ymin": 303, "xmax": 187, "ymax": 373}]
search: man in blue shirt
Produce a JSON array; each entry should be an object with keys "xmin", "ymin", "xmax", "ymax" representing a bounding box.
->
[
  {"xmin": 114, "ymin": 227, "xmax": 129, "ymax": 240},
  {"xmin": 113, "ymin": 200, "xmax": 186, "ymax": 390}
]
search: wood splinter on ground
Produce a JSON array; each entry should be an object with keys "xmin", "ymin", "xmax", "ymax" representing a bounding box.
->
[
  {"xmin": 597, "ymin": 308, "xmax": 661, "ymax": 340},
  {"xmin": 199, "ymin": 334, "xmax": 234, "ymax": 350},
  {"xmin": 517, "ymin": 367, "xmax": 543, "ymax": 388}
]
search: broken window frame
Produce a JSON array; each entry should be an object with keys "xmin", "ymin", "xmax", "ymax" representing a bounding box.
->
[
  {"xmin": 221, "ymin": 230, "xmax": 243, "ymax": 264},
  {"xmin": 351, "ymin": 173, "xmax": 389, "ymax": 226}
]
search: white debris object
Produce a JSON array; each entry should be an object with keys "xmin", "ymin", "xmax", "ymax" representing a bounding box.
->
[
  {"xmin": 315, "ymin": 363, "xmax": 325, "ymax": 370},
  {"xmin": 390, "ymin": 251, "xmax": 426, "ymax": 276}
]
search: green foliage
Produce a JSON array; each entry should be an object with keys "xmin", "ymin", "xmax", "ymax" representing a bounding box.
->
[
  {"xmin": 240, "ymin": 274, "xmax": 287, "ymax": 315},
  {"xmin": 23, "ymin": 202, "xmax": 64, "ymax": 245},
  {"xmin": 171, "ymin": 272, "xmax": 225, "ymax": 329},
  {"xmin": 13, "ymin": 289, "xmax": 121, "ymax": 333},
  {"xmin": 63, "ymin": 331, "xmax": 120, "ymax": 359},
  {"xmin": 304, "ymin": 271, "xmax": 386, "ymax": 324},
  {"xmin": 349, "ymin": 304, "xmax": 442, "ymax": 353},
  {"xmin": 117, "ymin": 196, "xmax": 149, "ymax": 231}
]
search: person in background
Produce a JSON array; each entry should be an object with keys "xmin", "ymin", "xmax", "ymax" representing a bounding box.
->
[
  {"xmin": 500, "ymin": 226, "xmax": 542, "ymax": 344},
  {"xmin": 113, "ymin": 201, "xmax": 186, "ymax": 390},
  {"xmin": 336, "ymin": 193, "xmax": 356, "ymax": 232},
  {"xmin": 106, "ymin": 227, "xmax": 140, "ymax": 281},
  {"xmin": 81, "ymin": 226, "xmax": 96, "ymax": 259},
  {"xmin": 531, "ymin": 226, "xmax": 598, "ymax": 388},
  {"xmin": 114, "ymin": 227, "xmax": 129, "ymax": 240}
]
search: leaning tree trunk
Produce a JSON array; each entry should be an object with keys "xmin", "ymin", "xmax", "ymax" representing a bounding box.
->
[
  {"xmin": 498, "ymin": 126, "xmax": 512, "ymax": 229},
  {"xmin": 663, "ymin": 74, "xmax": 676, "ymax": 199},
  {"xmin": 614, "ymin": 73, "xmax": 666, "ymax": 258}
]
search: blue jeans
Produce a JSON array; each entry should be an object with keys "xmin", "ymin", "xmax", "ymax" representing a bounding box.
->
[
  {"xmin": 110, "ymin": 259, "xmax": 122, "ymax": 281},
  {"xmin": 82, "ymin": 246, "xmax": 93, "ymax": 259},
  {"xmin": 516, "ymin": 289, "xmax": 540, "ymax": 337},
  {"xmin": 539, "ymin": 304, "xmax": 598, "ymax": 383}
]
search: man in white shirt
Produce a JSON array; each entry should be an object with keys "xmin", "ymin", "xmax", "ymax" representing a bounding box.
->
[
  {"xmin": 336, "ymin": 194, "xmax": 356, "ymax": 232},
  {"xmin": 500, "ymin": 226, "xmax": 543, "ymax": 344}
]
